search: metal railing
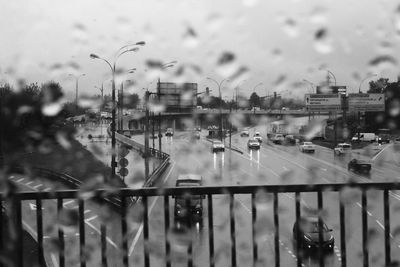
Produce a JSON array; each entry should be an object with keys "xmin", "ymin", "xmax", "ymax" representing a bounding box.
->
[{"xmin": 2, "ymin": 182, "xmax": 399, "ymax": 267}]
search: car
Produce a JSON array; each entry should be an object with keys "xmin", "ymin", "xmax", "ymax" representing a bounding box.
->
[
  {"xmin": 334, "ymin": 143, "xmax": 352, "ymax": 156},
  {"xmin": 394, "ymin": 137, "xmax": 400, "ymax": 145},
  {"xmin": 165, "ymin": 128, "xmax": 174, "ymax": 137},
  {"xmin": 247, "ymin": 138, "xmax": 261, "ymax": 149},
  {"xmin": 284, "ymin": 135, "xmax": 296, "ymax": 145},
  {"xmin": 211, "ymin": 140, "xmax": 225, "ymax": 153},
  {"xmin": 253, "ymin": 132, "xmax": 263, "ymax": 143},
  {"xmin": 293, "ymin": 217, "xmax": 334, "ymax": 251},
  {"xmin": 299, "ymin": 141, "xmax": 315, "ymax": 153},
  {"xmin": 174, "ymin": 174, "xmax": 204, "ymax": 227},
  {"xmin": 348, "ymin": 158, "xmax": 372, "ymax": 174},
  {"xmin": 191, "ymin": 131, "xmax": 201, "ymax": 140},
  {"xmin": 240, "ymin": 130, "xmax": 250, "ymax": 137},
  {"xmin": 271, "ymin": 134, "xmax": 285, "ymax": 144}
]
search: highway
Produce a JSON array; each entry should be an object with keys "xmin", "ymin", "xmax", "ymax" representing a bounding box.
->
[
  {"xmin": 126, "ymin": 122, "xmax": 400, "ymax": 267},
  {"xmin": 9, "ymin": 120, "xmax": 400, "ymax": 266}
]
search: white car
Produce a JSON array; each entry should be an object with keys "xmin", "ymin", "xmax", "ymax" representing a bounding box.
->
[
  {"xmin": 253, "ymin": 132, "xmax": 263, "ymax": 143},
  {"xmin": 247, "ymin": 138, "xmax": 261, "ymax": 149},
  {"xmin": 299, "ymin": 141, "xmax": 315, "ymax": 153},
  {"xmin": 334, "ymin": 143, "xmax": 352, "ymax": 156},
  {"xmin": 212, "ymin": 140, "xmax": 225, "ymax": 153}
]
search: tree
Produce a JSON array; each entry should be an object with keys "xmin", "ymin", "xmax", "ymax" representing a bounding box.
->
[
  {"xmin": 124, "ymin": 93, "xmax": 140, "ymax": 109},
  {"xmin": 249, "ymin": 92, "xmax": 260, "ymax": 108},
  {"xmin": 368, "ymin": 78, "xmax": 389, "ymax": 93}
]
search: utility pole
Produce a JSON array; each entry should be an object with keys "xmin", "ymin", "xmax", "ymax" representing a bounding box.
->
[
  {"xmin": 158, "ymin": 78, "xmax": 162, "ymax": 153},
  {"xmin": 144, "ymin": 91, "xmax": 150, "ymax": 180}
]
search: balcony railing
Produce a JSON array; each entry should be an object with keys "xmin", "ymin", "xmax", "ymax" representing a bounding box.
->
[{"xmin": 1, "ymin": 182, "xmax": 399, "ymax": 267}]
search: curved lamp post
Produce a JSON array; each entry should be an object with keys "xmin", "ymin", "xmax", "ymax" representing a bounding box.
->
[
  {"xmin": 69, "ymin": 73, "xmax": 86, "ymax": 112},
  {"xmin": 206, "ymin": 77, "xmax": 229, "ymax": 141},
  {"xmin": 90, "ymin": 41, "xmax": 145, "ymax": 180},
  {"xmin": 302, "ymin": 79, "xmax": 315, "ymax": 93},
  {"xmin": 358, "ymin": 74, "xmax": 377, "ymax": 93}
]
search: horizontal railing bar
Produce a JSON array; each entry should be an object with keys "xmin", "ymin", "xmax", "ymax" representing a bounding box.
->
[{"xmin": 5, "ymin": 183, "xmax": 400, "ymax": 200}]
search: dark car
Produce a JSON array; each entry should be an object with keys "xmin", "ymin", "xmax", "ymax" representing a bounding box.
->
[
  {"xmin": 293, "ymin": 217, "xmax": 334, "ymax": 251},
  {"xmin": 165, "ymin": 128, "xmax": 174, "ymax": 137},
  {"xmin": 174, "ymin": 175, "xmax": 204, "ymax": 228},
  {"xmin": 348, "ymin": 158, "xmax": 372, "ymax": 174}
]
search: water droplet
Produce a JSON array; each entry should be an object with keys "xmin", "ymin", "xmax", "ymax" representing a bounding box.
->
[
  {"xmin": 394, "ymin": 5, "xmax": 400, "ymax": 33},
  {"xmin": 389, "ymin": 99, "xmax": 400, "ymax": 116},
  {"xmin": 314, "ymin": 28, "xmax": 333, "ymax": 54},
  {"xmin": 369, "ymin": 55, "xmax": 397, "ymax": 68},
  {"xmin": 282, "ymin": 18, "xmax": 299, "ymax": 38},
  {"xmin": 42, "ymin": 102, "xmax": 62, "ymax": 116},
  {"xmin": 242, "ymin": 0, "xmax": 259, "ymax": 7},
  {"xmin": 309, "ymin": 6, "xmax": 327, "ymax": 24},
  {"xmin": 183, "ymin": 26, "xmax": 198, "ymax": 48}
]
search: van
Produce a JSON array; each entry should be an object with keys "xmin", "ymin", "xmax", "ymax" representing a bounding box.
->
[
  {"xmin": 174, "ymin": 174, "xmax": 204, "ymax": 227},
  {"xmin": 351, "ymin": 133, "xmax": 376, "ymax": 142}
]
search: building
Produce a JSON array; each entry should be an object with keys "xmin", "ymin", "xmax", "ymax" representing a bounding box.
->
[{"xmin": 157, "ymin": 82, "xmax": 198, "ymax": 112}]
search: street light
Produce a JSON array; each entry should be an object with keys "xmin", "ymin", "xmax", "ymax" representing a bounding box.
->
[
  {"xmin": 235, "ymin": 79, "xmax": 247, "ymax": 110},
  {"xmin": 206, "ymin": 77, "xmax": 229, "ymax": 141},
  {"xmin": 302, "ymin": 79, "xmax": 315, "ymax": 93},
  {"xmin": 90, "ymin": 41, "xmax": 145, "ymax": 181},
  {"xmin": 69, "ymin": 73, "xmax": 86, "ymax": 112},
  {"xmin": 358, "ymin": 74, "xmax": 377, "ymax": 93},
  {"xmin": 252, "ymin": 82, "xmax": 263, "ymax": 113},
  {"xmin": 156, "ymin": 61, "xmax": 177, "ymax": 153}
]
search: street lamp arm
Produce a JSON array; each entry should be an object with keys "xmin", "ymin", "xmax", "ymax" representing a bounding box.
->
[
  {"xmin": 116, "ymin": 41, "xmax": 146, "ymax": 56},
  {"xmin": 358, "ymin": 74, "xmax": 377, "ymax": 93},
  {"xmin": 327, "ymin": 70, "xmax": 336, "ymax": 86}
]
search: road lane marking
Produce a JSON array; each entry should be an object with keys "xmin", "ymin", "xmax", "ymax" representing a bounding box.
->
[
  {"xmin": 17, "ymin": 178, "xmax": 25, "ymax": 183},
  {"xmin": 33, "ymin": 184, "xmax": 43, "ymax": 189},
  {"xmin": 84, "ymin": 209, "xmax": 91, "ymax": 214},
  {"xmin": 129, "ymin": 160, "xmax": 175, "ymax": 257},
  {"xmin": 26, "ymin": 181, "xmax": 33, "ymax": 185},
  {"xmin": 85, "ymin": 215, "xmax": 98, "ymax": 222},
  {"xmin": 62, "ymin": 200, "xmax": 75, "ymax": 206},
  {"xmin": 43, "ymin": 187, "xmax": 52, "ymax": 191},
  {"xmin": 372, "ymin": 144, "xmax": 392, "ymax": 161},
  {"xmin": 283, "ymin": 166, "xmax": 289, "ymax": 171},
  {"xmin": 356, "ymin": 202, "xmax": 372, "ymax": 216},
  {"xmin": 51, "ymin": 253, "xmax": 59, "ymax": 267},
  {"xmin": 84, "ymin": 220, "xmax": 118, "ymax": 249}
]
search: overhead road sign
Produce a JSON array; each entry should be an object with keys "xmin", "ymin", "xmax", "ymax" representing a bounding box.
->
[
  {"xmin": 348, "ymin": 93, "xmax": 385, "ymax": 112},
  {"xmin": 305, "ymin": 94, "xmax": 341, "ymax": 111}
]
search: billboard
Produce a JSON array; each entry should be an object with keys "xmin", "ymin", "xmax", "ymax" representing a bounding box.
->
[
  {"xmin": 305, "ymin": 94, "xmax": 341, "ymax": 111},
  {"xmin": 316, "ymin": 85, "xmax": 347, "ymax": 94},
  {"xmin": 348, "ymin": 93, "xmax": 385, "ymax": 111},
  {"xmin": 157, "ymin": 82, "xmax": 198, "ymax": 111}
]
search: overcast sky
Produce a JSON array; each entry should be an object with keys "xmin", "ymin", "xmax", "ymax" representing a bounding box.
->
[{"xmin": 1, "ymin": 0, "xmax": 400, "ymax": 101}]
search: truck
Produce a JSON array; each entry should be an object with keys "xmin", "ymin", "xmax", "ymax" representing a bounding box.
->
[{"xmin": 351, "ymin": 133, "xmax": 376, "ymax": 142}]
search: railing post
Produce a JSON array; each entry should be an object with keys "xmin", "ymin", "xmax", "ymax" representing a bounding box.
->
[
  {"xmin": 317, "ymin": 191, "xmax": 324, "ymax": 267},
  {"xmin": 230, "ymin": 194, "xmax": 236, "ymax": 267},
  {"xmin": 273, "ymin": 192, "xmax": 280, "ymax": 267},
  {"xmin": 383, "ymin": 190, "xmax": 391, "ymax": 266},
  {"xmin": 339, "ymin": 191, "xmax": 346, "ymax": 267},
  {"xmin": 361, "ymin": 189, "xmax": 368, "ymax": 267},
  {"xmin": 79, "ymin": 199, "xmax": 86, "ymax": 267},
  {"xmin": 251, "ymin": 193, "xmax": 257, "ymax": 265},
  {"xmin": 295, "ymin": 192, "xmax": 302, "ymax": 267},
  {"xmin": 57, "ymin": 198, "xmax": 65, "ymax": 267},
  {"xmin": 207, "ymin": 194, "xmax": 215, "ymax": 267}
]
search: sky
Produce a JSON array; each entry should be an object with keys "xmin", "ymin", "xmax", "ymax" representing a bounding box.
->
[{"xmin": 1, "ymin": 0, "xmax": 400, "ymax": 102}]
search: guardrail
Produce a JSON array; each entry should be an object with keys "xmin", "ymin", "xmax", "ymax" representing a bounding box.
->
[
  {"xmin": 2, "ymin": 182, "xmax": 399, "ymax": 267},
  {"xmin": 113, "ymin": 129, "xmax": 171, "ymax": 187},
  {"xmin": 10, "ymin": 166, "xmax": 123, "ymax": 209}
]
